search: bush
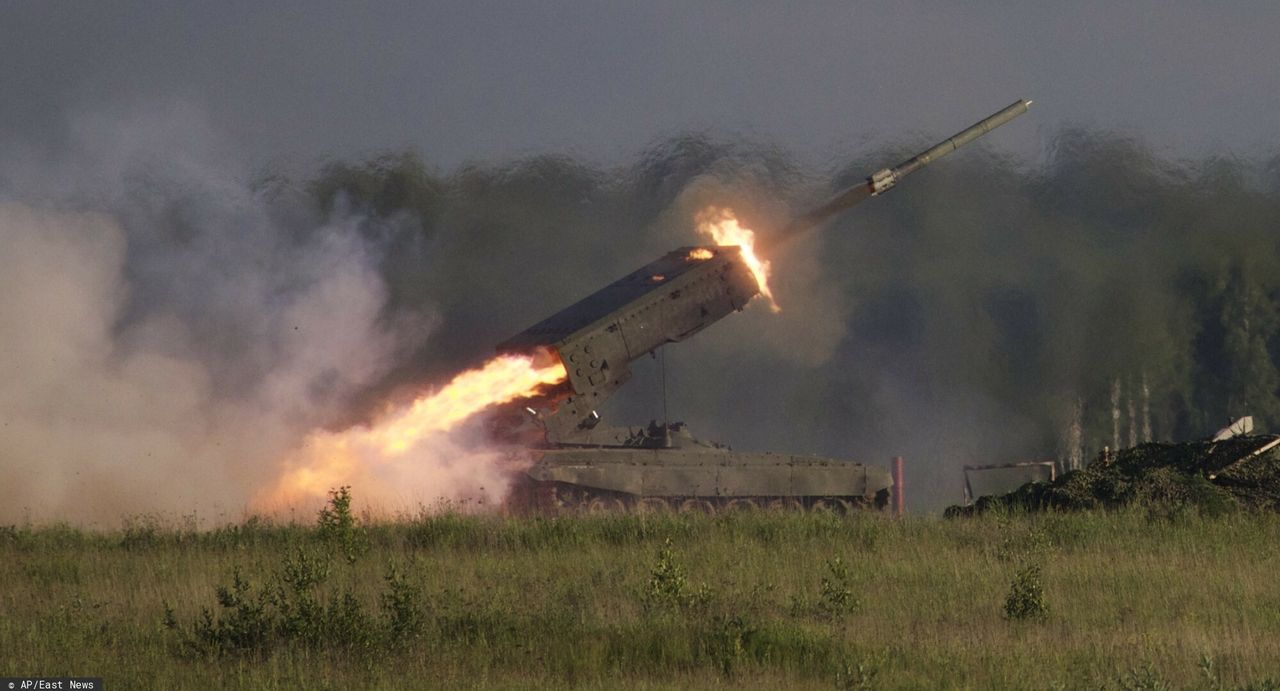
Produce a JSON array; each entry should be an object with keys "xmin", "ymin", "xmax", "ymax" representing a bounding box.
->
[
  {"xmin": 317, "ymin": 486, "xmax": 368, "ymax": 563},
  {"xmin": 380, "ymin": 561, "xmax": 424, "ymax": 641},
  {"xmin": 166, "ymin": 487, "xmax": 421, "ymax": 656},
  {"xmin": 1004, "ymin": 560, "xmax": 1048, "ymax": 621},
  {"xmin": 817, "ymin": 557, "xmax": 858, "ymax": 617},
  {"xmin": 642, "ymin": 538, "xmax": 711, "ymax": 613},
  {"xmin": 791, "ymin": 557, "xmax": 860, "ymax": 619}
]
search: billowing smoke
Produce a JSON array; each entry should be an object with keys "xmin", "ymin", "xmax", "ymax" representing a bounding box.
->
[
  {"xmin": 5, "ymin": 102, "xmax": 1280, "ymax": 521},
  {"xmin": 0, "ymin": 103, "xmax": 429, "ymax": 525}
]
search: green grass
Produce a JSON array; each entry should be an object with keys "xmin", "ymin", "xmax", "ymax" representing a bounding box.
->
[{"xmin": 3, "ymin": 505, "xmax": 1280, "ymax": 689}]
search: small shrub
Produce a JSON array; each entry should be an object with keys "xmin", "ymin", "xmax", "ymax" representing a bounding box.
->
[
  {"xmin": 169, "ymin": 545, "xmax": 417, "ymax": 656},
  {"xmin": 791, "ymin": 557, "xmax": 859, "ymax": 619},
  {"xmin": 272, "ymin": 548, "xmax": 331, "ymax": 644},
  {"xmin": 1004, "ymin": 560, "xmax": 1048, "ymax": 621},
  {"xmin": 818, "ymin": 557, "xmax": 858, "ymax": 617},
  {"xmin": 644, "ymin": 539, "xmax": 686, "ymax": 606},
  {"xmin": 703, "ymin": 615, "xmax": 757, "ymax": 677},
  {"xmin": 191, "ymin": 568, "xmax": 274, "ymax": 654},
  {"xmin": 317, "ymin": 486, "xmax": 368, "ymax": 563},
  {"xmin": 325, "ymin": 591, "xmax": 376, "ymax": 650},
  {"xmin": 380, "ymin": 561, "xmax": 424, "ymax": 640},
  {"xmin": 643, "ymin": 538, "xmax": 709, "ymax": 612}
]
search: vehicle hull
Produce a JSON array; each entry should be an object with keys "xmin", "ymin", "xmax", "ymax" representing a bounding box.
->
[{"xmin": 507, "ymin": 447, "xmax": 893, "ymax": 514}]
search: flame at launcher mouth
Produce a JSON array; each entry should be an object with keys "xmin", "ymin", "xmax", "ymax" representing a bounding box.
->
[
  {"xmin": 255, "ymin": 350, "xmax": 567, "ymax": 511},
  {"xmin": 694, "ymin": 207, "xmax": 780, "ymax": 312}
]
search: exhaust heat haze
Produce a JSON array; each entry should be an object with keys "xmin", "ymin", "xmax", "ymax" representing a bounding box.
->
[
  {"xmin": 695, "ymin": 207, "xmax": 779, "ymax": 311},
  {"xmin": 257, "ymin": 352, "xmax": 567, "ymax": 511}
]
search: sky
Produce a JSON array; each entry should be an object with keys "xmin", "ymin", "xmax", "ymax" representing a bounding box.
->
[{"xmin": 4, "ymin": 1, "xmax": 1280, "ymax": 172}]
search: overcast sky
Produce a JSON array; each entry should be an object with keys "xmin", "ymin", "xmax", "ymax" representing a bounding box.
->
[{"xmin": 4, "ymin": 1, "xmax": 1280, "ymax": 171}]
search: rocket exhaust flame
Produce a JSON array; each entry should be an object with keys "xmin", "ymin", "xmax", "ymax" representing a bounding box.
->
[
  {"xmin": 369, "ymin": 351, "xmax": 566, "ymax": 454},
  {"xmin": 256, "ymin": 351, "xmax": 567, "ymax": 510},
  {"xmin": 694, "ymin": 207, "xmax": 780, "ymax": 312}
]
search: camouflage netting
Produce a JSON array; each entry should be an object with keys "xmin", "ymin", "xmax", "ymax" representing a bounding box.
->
[{"xmin": 947, "ymin": 435, "xmax": 1280, "ymax": 516}]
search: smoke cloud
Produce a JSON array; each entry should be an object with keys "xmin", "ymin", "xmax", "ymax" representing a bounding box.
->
[{"xmin": 0, "ymin": 103, "xmax": 427, "ymax": 525}]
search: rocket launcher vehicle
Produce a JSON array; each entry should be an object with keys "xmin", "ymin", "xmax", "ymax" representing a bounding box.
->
[{"xmin": 496, "ymin": 100, "xmax": 1031, "ymax": 513}]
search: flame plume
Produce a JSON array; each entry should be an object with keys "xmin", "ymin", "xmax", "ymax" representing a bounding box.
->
[
  {"xmin": 695, "ymin": 207, "xmax": 779, "ymax": 312},
  {"xmin": 256, "ymin": 351, "xmax": 566, "ymax": 510}
]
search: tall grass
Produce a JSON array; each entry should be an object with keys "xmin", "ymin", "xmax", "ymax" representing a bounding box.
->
[{"xmin": 2, "ymin": 506, "xmax": 1279, "ymax": 688}]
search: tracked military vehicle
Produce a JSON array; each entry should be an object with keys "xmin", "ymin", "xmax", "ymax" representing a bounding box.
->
[{"xmin": 496, "ymin": 100, "xmax": 1032, "ymax": 514}]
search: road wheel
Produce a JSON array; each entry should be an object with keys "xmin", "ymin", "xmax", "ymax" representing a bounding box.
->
[
  {"xmin": 552, "ymin": 485, "xmax": 587, "ymax": 513},
  {"xmin": 809, "ymin": 498, "xmax": 838, "ymax": 515},
  {"xmin": 837, "ymin": 499, "xmax": 861, "ymax": 514},
  {"xmin": 637, "ymin": 497, "xmax": 672, "ymax": 514},
  {"xmin": 586, "ymin": 496, "xmax": 626, "ymax": 514},
  {"xmin": 679, "ymin": 498, "xmax": 716, "ymax": 515}
]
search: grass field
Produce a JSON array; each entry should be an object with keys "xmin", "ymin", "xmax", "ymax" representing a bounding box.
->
[{"xmin": 3, "ymin": 496, "xmax": 1280, "ymax": 689}]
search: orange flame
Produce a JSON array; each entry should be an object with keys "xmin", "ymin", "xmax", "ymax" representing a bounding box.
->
[
  {"xmin": 687, "ymin": 248, "xmax": 714, "ymax": 261},
  {"xmin": 256, "ymin": 352, "xmax": 567, "ymax": 509},
  {"xmin": 694, "ymin": 207, "xmax": 779, "ymax": 312}
]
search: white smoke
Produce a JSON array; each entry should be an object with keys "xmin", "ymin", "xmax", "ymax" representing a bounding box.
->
[{"xmin": 0, "ymin": 102, "xmax": 432, "ymax": 525}]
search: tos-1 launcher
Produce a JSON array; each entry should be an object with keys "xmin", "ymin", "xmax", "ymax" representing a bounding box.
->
[{"xmin": 498, "ymin": 100, "xmax": 1031, "ymax": 444}]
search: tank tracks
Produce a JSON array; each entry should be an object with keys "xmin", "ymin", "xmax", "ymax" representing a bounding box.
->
[{"xmin": 509, "ymin": 479, "xmax": 889, "ymax": 515}]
